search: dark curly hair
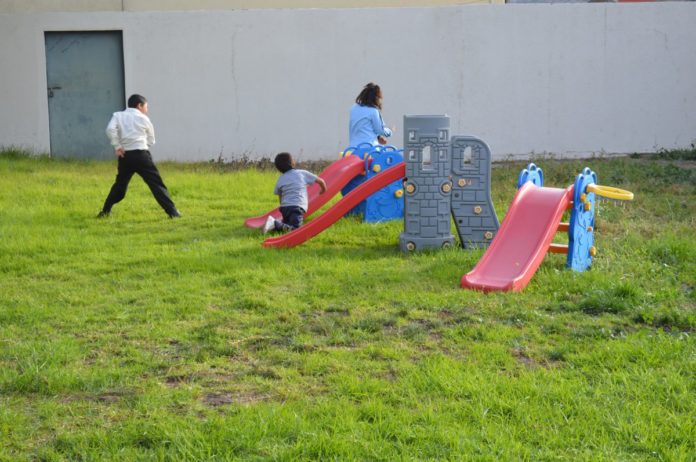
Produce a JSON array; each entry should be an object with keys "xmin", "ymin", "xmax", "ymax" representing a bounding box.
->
[
  {"xmin": 355, "ymin": 82, "xmax": 383, "ymax": 110},
  {"xmin": 274, "ymin": 152, "xmax": 294, "ymax": 173}
]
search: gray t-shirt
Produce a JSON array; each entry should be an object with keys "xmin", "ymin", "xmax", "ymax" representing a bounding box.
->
[{"xmin": 273, "ymin": 169, "xmax": 318, "ymax": 211}]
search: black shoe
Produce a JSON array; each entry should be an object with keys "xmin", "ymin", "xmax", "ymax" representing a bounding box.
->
[
  {"xmin": 96, "ymin": 210, "xmax": 111, "ymax": 218},
  {"xmin": 168, "ymin": 209, "xmax": 182, "ymax": 218}
]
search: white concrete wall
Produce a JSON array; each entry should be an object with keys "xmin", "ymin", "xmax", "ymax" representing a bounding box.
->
[
  {"xmin": 1, "ymin": 4, "xmax": 695, "ymax": 161},
  {"xmin": 0, "ymin": 0, "xmax": 502, "ymax": 14}
]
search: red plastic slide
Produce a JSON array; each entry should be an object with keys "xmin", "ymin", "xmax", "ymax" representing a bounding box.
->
[
  {"xmin": 461, "ymin": 182, "xmax": 573, "ymax": 292},
  {"xmin": 244, "ymin": 155, "xmax": 365, "ymax": 229},
  {"xmin": 263, "ymin": 162, "xmax": 406, "ymax": 248}
]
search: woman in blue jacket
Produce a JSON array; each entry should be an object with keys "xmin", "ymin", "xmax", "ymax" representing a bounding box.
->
[{"xmin": 348, "ymin": 82, "xmax": 393, "ymax": 147}]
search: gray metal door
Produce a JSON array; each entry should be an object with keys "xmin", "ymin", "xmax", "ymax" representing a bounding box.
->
[{"xmin": 45, "ymin": 31, "xmax": 125, "ymax": 159}]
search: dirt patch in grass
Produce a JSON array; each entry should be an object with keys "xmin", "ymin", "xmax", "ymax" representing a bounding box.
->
[
  {"xmin": 164, "ymin": 369, "xmax": 240, "ymax": 388},
  {"xmin": 61, "ymin": 389, "xmax": 132, "ymax": 404},
  {"xmin": 511, "ymin": 348, "xmax": 537, "ymax": 368},
  {"xmin": 164, "ymin": 374, "xmax": 195, "ymax": 388},
  {"xmin": 94, "ymin": 391, "xmax": 126, "ymax": 403},
  {"xmin": 511, "ymin": 348, "xmax": 560, "ymax": 370},
  {"xmin": 202, "ymin": 391, "xmax": 272, "ymax": 407}
]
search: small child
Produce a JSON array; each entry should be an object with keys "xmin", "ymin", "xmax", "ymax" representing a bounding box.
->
[{"xmin": 263, "ymin": 152, "xmax": 327, "ymax": 234}]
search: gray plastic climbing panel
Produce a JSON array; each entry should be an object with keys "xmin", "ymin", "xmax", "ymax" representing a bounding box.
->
[
  {"xmin": 450, "ymin": 136, "xmax": 500, "ymax": 248},
  {"xmin": 399, "ymin": 115, "xmax": 456, "ymax": 252}
]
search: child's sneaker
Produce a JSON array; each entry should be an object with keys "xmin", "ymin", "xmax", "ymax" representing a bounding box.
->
[{"xmin": 262, "ymin": 215, "xmax": 276, "ymax": 234}]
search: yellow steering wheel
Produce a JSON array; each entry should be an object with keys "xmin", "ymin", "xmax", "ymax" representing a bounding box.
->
[{"xmin": 586, "ymin": 184, "xmax": 634, "ymax": 201}]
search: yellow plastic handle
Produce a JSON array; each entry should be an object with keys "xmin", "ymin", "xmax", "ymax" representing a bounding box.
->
[{"xmin": 586, "ymin": 184, "xmax": 634, "ymax": 201}]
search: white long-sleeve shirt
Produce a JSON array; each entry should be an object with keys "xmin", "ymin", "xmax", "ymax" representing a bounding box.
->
[{"xmin": 105, "ymin": 107, "xmax": 155, "ymax": 151}]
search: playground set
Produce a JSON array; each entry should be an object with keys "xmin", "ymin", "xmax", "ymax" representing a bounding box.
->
[
  {"xmin": 460, "ymin": 162, "xmax": 634, "ymax": 292},
  {"xmin": 245, "ymin": 115, "xmax": 634, "ymax": 292}
]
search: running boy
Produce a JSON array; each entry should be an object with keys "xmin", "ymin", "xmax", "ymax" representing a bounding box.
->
[
  {"xmin": 98, "ymin": 94, "xmax": 181, "ymax": 218},
  {"xmin": 263, "ymin": 152, "xmax": 327, "ymax": 233}
]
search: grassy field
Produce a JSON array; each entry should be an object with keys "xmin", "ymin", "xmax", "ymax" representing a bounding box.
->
[{"xmin": 0, "ymin": 149, "xmax": 694, "ymax": 461}]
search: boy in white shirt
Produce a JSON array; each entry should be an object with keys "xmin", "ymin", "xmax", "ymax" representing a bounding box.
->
[
  {"xmin": 98, "ymin": 94, "xmax": 180, "ymax": 218},
  {"xmin": 263, "ymin": 152, "xmax": 326, "ymax": 233}
]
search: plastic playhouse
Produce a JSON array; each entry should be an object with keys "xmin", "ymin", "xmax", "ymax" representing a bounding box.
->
[{"xmin": 339, "ymin": 143, "xmax": 405, "ymax": 223}]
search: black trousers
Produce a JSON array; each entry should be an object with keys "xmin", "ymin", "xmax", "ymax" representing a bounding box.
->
[
  {"xmin": 102, "ymin": 149, "xmax": 177, "ymax": 215},
  {"xmin": 276, "ymin": 206, "xmax": 305, "ymax": 232}
]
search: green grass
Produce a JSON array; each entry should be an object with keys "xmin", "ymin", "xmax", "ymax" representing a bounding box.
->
[{"xmin": 1, "ymin": 149, "xmax": 694, "ymax": 461}]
